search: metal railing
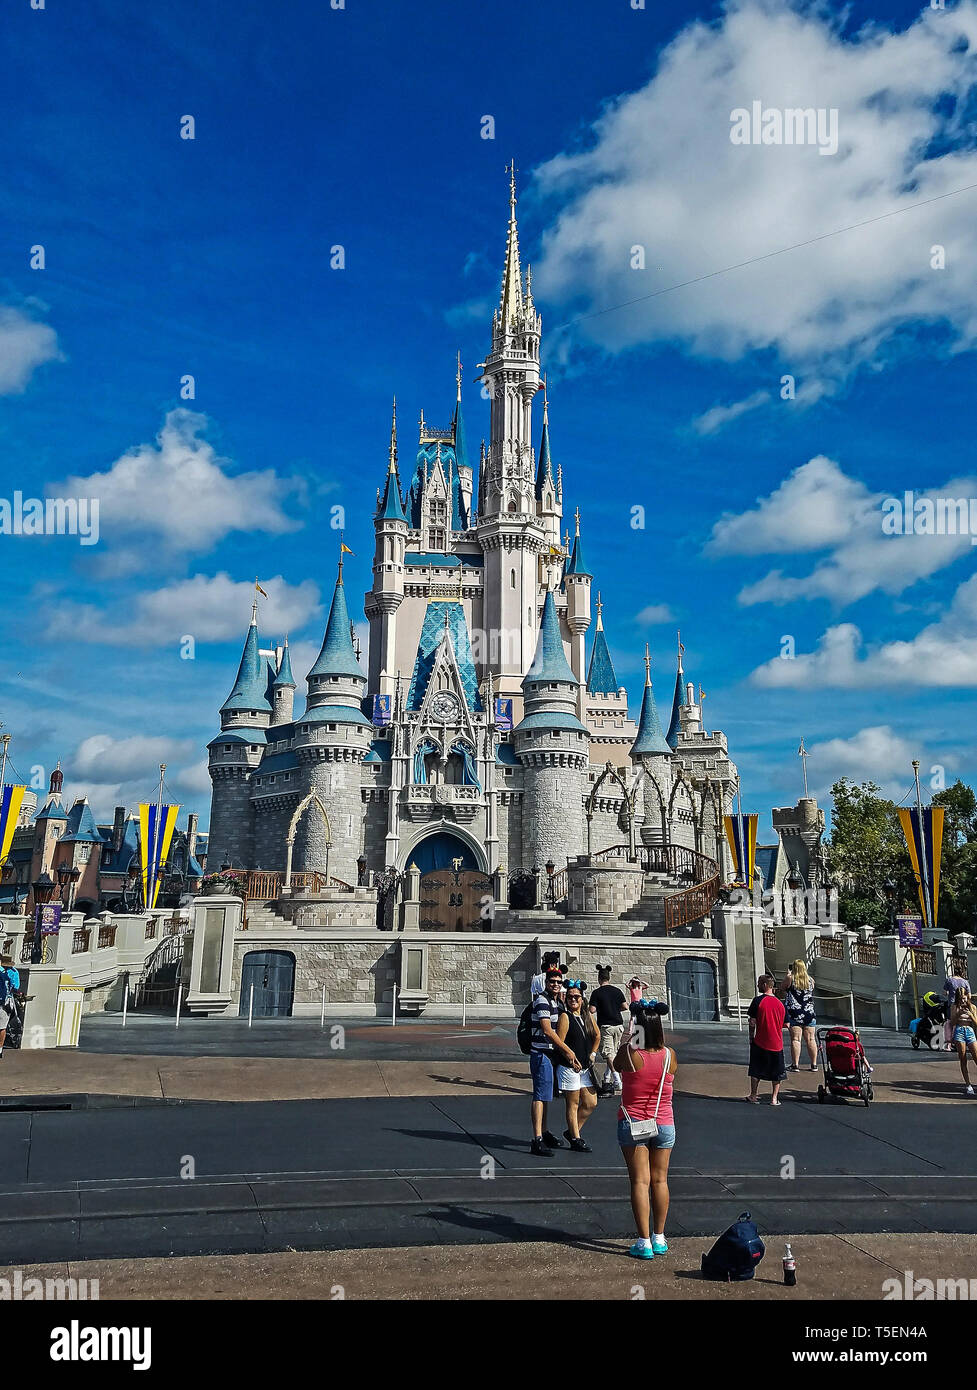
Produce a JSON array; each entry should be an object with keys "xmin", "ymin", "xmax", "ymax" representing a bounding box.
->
[
  {"xmin": 586, "ymin": 842, "xmax": 721, "ymax": 933},
  {"xmin": 97, "ymin": 926, "xmax": 116, "ymax": 950},
  {"xmin": 913, "ymin": 948, "xmax": 937, "ymax": 975},
  {"xmin": 815, "ymin": 936, "xmax": 844, "ymax": 960},
  {"xmin": 951, "ymin": 953, "xmax": 969, "ymax": 978},
  {"xmin": 242, "ymin": 870, "xmax": 329, "ymax": 901},
  {"xmin": 854, "ymin": 940, "xmax": 880, "ymax": 966},
  {"xmin": 72, "ymin": 930, "xmax": 90, "ymax": 955}
]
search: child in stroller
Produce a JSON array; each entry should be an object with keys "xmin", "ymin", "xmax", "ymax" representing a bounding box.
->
[
  {"xmin": 816, "ymin": 1025, "xmax": 874, "ymax": 1106},
  {"xmin": 910, "ymin": 991, "xmax": 946, "ymax": 1051}
]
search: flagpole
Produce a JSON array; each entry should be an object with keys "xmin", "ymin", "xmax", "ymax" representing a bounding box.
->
[
  {"xmin": 0, "ymin": 733, "xmax": 9, "ymax": 789},
  {"xmin": 149, "ymin": 763, "xmax": 165, "ymax": 911},
  {"xmin": 912, "ymin": 759, "xmax": 933, "ymax": 934}
]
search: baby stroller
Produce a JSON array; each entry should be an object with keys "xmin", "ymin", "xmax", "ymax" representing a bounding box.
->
[
  {"xmin": 816, "ymin": 1025, "xmax": 873, "ymax": 1106},
  {"xmin": 909, "ymin": 991, "xmax": 946, "ymax": 1051}
]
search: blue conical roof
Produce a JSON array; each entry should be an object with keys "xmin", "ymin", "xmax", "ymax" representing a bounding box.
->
[
  {"xmin": 454, "ymin": 397, "xmax": 469, "ymax": 472},
  {"xmin": 221, "ymin": 619, "xmax": 272, "ymax": 714},
  {"xmin": 308, "ymin": 567, "xmax": 364, "ymax": 680},
  {"xmin": 36, "ymin": 795, "xmax": 67, "ymax": 822},
  {"xmin": 632, "ymin": 669, "xmax": 672, "ymax": 757},
  {"xmin": 666, "ymin": 660, "xmax": 686, "ymax": 749},
  {"xmin": 379, "ymin": 460, "xmax": 408, "ymax": 521},
  {"xmin": 273, "ymin": 640, "xmax": 295, "ymax": 689},
  {"xmin": 523, "ymin": 590, "xmax": 578, "ymax": 688},
  {"xmin": 62, "ymin": 798, "xmax": 107, "ymax": 845},
  {"xmin": 536, "ymin": 408, "xmax": 555, "ymax": 500},
  {"xmin": 587, "ymin": 623, "xmax": 619, "ymax": 695},
  {"xmin": 564, "ymin": 517, "xmax": 591, "ymax": 578}
]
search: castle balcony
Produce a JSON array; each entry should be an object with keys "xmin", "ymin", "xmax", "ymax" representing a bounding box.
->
[{"xmin": 403, "ymin": 783, "xmax": 481, "ymax": 823}]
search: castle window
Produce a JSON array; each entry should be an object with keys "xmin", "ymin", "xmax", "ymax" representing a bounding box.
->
[
  {"xmin": 283, "ymin": 773, "xmax": 291, "ymax": 781},
  {"xmin": 510, "ymin": 570, "xmax": 515, "ymax": 588},
  {"xmin": 328, "ymin": 724, "xmax": 337, "ymax": 731},
  {"xmin": 250, "ymin": 746, "xmax": 259, "ymax": 752}
]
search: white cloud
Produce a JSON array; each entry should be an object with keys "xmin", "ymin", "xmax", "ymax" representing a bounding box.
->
[
  {"xmin": 72, "ymin": 734, "xmax": 195, "ymax": 785},
  {"xmin": 53, "ymin": 409, "xmax": 301, "ymax": 553},
  {"xmin": 44, "ymin": 572, "xmax": 321, "ymax": 647},
  {"xmin": 751, "ymin": 575, "xmax": 977, "ymax": 687},
  {"xmin": 635, "ymin": 603, "xmax": 675, "ymax": 625},
  {"xmin": 709, "ymin": 455, "xmax": 977, "ymax": 604},
  {"xmin": 807, "ymin": 725, "xmax": 935, "ymax": 799},
  {"xmin": 0, "ymin": 305, "xmax": 61, "ymax": 393},
  {"xmin": 534, "ymin": 0, "xmax": 977, "ymax": 380},
  {"xmin": 691, "ymin": 390, "xmax": 771, "ymax": 436}
]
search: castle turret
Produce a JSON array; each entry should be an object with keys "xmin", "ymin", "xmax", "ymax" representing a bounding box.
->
[
  {"xmin": 207, "ymin": 602, "xmax": 274, "ymax": 868},
  {"xmin": 366, "ymin": 399, "xmax": 409, "ymax": 697},
  {"xmin": 563, "ymin": 508, "xmax": 593, "ymax": 716},
  {"xmin": 513, "ymin": 590, "xmax": 588, "ymax": 868},
  {"xmin": 271, "ymin": 637, "xmax": 296, "ymax": 726},
  {"xmin": 477, "ymin": 165, "xmax": 546, "ymax": 702},
  {"xmin": 536, "ymin": 389, "xmax": 562, "ymax": 583},
  {"xmin": 630, "ymin": 646, "xmax": 673, "ymax": 847},
  {"xmin": 294, "ymin": 556, "xmax": 372, "ymax": 884}
]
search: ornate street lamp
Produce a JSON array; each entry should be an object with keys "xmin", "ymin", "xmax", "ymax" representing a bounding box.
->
[
  {"xmin": 30, "ymin": 871, "xmax": 55, "ymax": 964},
  {"xmin": 545, "ymin": 858, "xmax": 555, "ymax": 906}
]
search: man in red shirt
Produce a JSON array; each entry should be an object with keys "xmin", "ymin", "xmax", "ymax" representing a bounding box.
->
[{"xmin": 747, "ymin": 974, "xmax": 787, "ymax": 1105}]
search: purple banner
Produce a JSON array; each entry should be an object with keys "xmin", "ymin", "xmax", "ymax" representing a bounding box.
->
[
  {"xmin": 372, "ymin": 694, "xmax": 391, "ymax": 727},
  {"xmin": 495, "ymin": 698, "xmax": 513, "ymax": 731},
  {"xmin": 897, "ymin": 913, "xmax": 924, "ymax": 948},
  {"xmin": 37, "ymin": 902, "xmax": 62, "ymax": 936}
]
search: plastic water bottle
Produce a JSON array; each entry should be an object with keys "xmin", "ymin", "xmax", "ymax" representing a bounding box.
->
[{"xmin": 783, "ymin": 1243, "xmax": 796, "ymax": 1286}]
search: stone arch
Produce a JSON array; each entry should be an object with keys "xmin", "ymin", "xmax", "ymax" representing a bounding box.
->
[
  {"xmin": 632, "ymin": 763, "xmax": 669, "ymax": 847},
  {"xmin": 667, "ymin": 773, "xmax": 700, "ymax": 851},
  {"xmin": 398, "ymin": 820, "xmax": 487, "ymax": 873},
  {"xmin": 586, "ymin": 761, "xmax": 637, "ymax": 855},
  {"xmin": 283, "ymin": 791, "xmax": 331, "ymax": 890}
]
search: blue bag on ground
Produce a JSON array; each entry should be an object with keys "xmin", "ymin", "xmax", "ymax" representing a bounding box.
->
[{"xmin": 700, "ymin": 1211, "xmax": 765, "ymax": 1281}]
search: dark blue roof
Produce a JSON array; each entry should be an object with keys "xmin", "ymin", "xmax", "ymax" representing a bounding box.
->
[
  {"xmin": 407, "ymin": 441, "xmax": 470, "ymax": 530},
  {"xmin": 405, "ymin": 551, "xmax": 483, "ymax": 568},
  {"xmin": 536, "ymin": 410, "xmax": 556, "ymax": 500},
  {"xmin": 666, "ymin": 663, "xmax": 686, "ymax": 749},
  {"xmin": 523, "ymin": 590, "xmax": 577, "ymax": 688},
  {"xmin": 364, "ymin": 739, "xmax": 392, "ymax": 763},
  {"xmin": 97, "ymin": 815, "xmax": 139, "ymax": 873},
  {"xmin": 256, "ymin": 752, "xmax": 299, "ymax": 775},
  {"xmin": 564, "ymin": 528, "xmax": 591, "ymax": 578},
  {"xmin": 407, "ymin": 600, "xmax": 483, "ymax": 712},
  {"xmin": 300, "ymin": 704, "xmax": 373, "ymax": 727},
  {"xmin": 35, "ymin": 796, "xmax": 67, "ymax": 822},
  {"xmin": 308, "ymin": 571, "xmax": 364, "ymax": 681},
  {"xmin": 587, "ymin": 624, "xmax": 619, "ymax": 695},
  {"xmin": 515, "ymin": 710, "xmax": 588, "ymax": 734},
  {"xmin": 207, "ymin": 728, "xmax": 268, "ymax": 748},
  {"xmin": 273, "ymin": 642, "xmax": 295, "ymax": 689},
  {"xmin": 62, "ymin": 799, "xmax": 107, "ymax": 845},
  {"xmin": 632, "ymin": 677, "xmax": 672, "ymax": 757},
  {"xmin": 755, "ymin": 845, "xmax": 779, "ymax": 891},
  {"xmin": 379, "ymin": 460, "xmax": 408, "ymax": 522},
  {"xmin": 495, "ymin": 740, "xmax": 519, "ymax": 765},
  {"xmin": 221, "ymin": 621, "xmax": 273, "ymax": 714}
]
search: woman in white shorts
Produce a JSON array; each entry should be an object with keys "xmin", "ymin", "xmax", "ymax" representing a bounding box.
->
[{"xmin": 556, "ymin": 981, "xmax": 600, "ymax": 1152}]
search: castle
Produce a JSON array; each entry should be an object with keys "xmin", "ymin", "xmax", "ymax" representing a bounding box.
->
[{"xmin": 206, "ymin": 172, "xmax": 740, "ymax": 906}]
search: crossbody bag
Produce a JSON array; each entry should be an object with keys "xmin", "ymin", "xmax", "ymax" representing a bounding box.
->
[{"xmin": 620, "ymin": 1047, "xmax": 670, "ymax": 1140}]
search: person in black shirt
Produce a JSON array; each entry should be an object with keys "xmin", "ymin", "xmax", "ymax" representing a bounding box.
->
[{"xmin": 589, "ymin": 965, "xmax": 628, "ymax": 1095}]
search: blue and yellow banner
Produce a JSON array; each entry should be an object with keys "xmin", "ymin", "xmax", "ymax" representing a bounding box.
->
[
  {"xmin": 0, "ymin": 785, "xmax": 26, "ymax": 866},
  {"xmin": 139, "ymin": 802, "xmax": 180, "ymax": 908},
  {"xmin": 724, "ymin": 813, "xmax": 758, "ymax": 888},
  {"xmin": 898, "ymin": 806, "xmax": 945, "ymax": 928}
]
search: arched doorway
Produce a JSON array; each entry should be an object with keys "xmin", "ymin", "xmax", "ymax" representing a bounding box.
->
[
  {"xmin": 407, "ymin": 831, "xmax": 479, "ymax": 875},
  {"xmin": 239, "ymin": 950, "xmax": 295, "ymax": 1018},
  {"xmin": 666, "ymin": 956, "xmax": 718, "ymax": 1022},
  {"xmin": 408, "ymin": 830, "xmax": 490, "ymax": 932}
]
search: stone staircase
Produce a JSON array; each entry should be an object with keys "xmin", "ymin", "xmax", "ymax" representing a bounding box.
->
[{"xmin": 242, "ymin": 902, "xmax": 294, "ymax": 932}]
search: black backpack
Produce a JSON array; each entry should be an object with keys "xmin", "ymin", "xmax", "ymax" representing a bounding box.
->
[
  {"xmin": 517, "ymin": 1002, "xmax": 535, "ymax": 1055},
  {"xmin": 701, "ymin": 1211, "xmax": 765, "ymax": 1281}
]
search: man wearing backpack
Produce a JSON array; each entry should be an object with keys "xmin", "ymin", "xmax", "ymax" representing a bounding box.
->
[{"xmin": 529, "ymin": 968, "xmax": 581, "ymax": 1157}]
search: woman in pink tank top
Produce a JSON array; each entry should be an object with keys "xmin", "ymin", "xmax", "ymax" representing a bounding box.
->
[{"xmin": 613, "ymin": 999, "xmax": 677, "ymax": 1260}]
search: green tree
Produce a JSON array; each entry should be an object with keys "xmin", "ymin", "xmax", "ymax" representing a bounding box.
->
[
  {"xmin": 932, "ymin": 781, "xmax": 977, "ymax": 935},
  {"xmin": 827, "ymin": 778, "xmax": 915, "ymax": 929}
]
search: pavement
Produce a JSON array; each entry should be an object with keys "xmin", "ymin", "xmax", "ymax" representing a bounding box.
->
[
  {"xmin": 1, "ymin": 1017, "xmax": 973, "ymax": 1290},
  {"xmin": 10, "ymin": 1232, "xmax": 974, "ymax": 1300}
]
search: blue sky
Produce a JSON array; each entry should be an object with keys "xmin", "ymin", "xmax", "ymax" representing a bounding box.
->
[{"xmin": 2, "ymin": 0, "xmax": 976, "ymax": 836}]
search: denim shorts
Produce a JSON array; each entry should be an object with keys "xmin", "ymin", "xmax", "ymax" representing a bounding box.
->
[
  {"xmin": 954, "ymin": 1026, "xmax": 976, "ymax": 1045},
  {"xmin": 617, "ymin": 1118, "xmax": 676, "ymax": 1150},
  {"xmin": 530, "ymin": 1049, "xmax": 555, "ymax": 1101}
]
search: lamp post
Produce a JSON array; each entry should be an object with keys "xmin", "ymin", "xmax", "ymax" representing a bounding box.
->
[
  {"xmin": 545, "ymin": 858, "xmax": 555, "ymax": 907},
  {"xmin": 30, "ymin": 871, "xmax": 55, "ymax": 964}
]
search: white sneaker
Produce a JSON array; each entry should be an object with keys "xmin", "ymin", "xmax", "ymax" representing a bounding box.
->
[{"xmin": 965, "ymin": 1085, "xmax": 974, "ymax": 1097}]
